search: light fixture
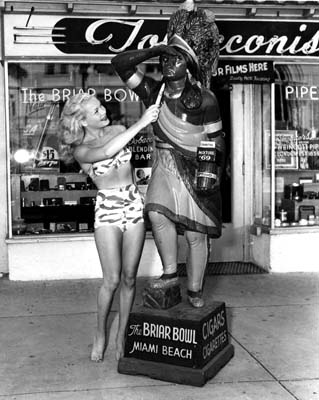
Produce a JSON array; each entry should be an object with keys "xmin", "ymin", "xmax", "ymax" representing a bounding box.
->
[
  {"xmin": 303, "ymin": 8, "xmax": 315, "ymax": 18},
  {"xmin": 13, "ymin": 149, "xmax": 32, "ymax": 164},
  {"xmin": 128, "ymin": 5, "xmax": 137, "ymax": 15},
  {"xmin": 67, "ymin": 3, "xmax": 74, "ymax": 13},
  {"xmin": 246, "ymin": 7, "xmax": 257, "ymax": 17}
]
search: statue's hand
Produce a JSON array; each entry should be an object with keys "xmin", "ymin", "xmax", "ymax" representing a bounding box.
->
[{"xmin": 155, "ymin": 44, "xmax": 180, "ymax": 57}]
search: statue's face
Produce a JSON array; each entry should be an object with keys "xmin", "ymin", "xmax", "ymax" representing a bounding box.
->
[{"xmin": 160, "ymin": 51, "xmax": 187, "ymax": 81}]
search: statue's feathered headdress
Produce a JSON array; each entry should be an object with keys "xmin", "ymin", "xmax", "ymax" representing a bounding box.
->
[{"xmin": 167, "ymin": 0, "xmax": 220, "ymax": 88}]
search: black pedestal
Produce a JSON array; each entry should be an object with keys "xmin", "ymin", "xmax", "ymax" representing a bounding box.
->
[{"xmin": 118, "ymin": 299, "xmax": 234, "ymax": 386}]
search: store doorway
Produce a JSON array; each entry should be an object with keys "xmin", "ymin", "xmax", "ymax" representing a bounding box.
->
[{"xmin": 210, "ymin": 83, "xmax": 248, "ymax": 262}]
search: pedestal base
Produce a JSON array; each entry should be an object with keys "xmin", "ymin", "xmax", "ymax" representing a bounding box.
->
[
  {"xmin": 118, "ymin": 343, "xmax": 234, "ymax": 387},
  {"xmin": 118, "ymin": 299, "xmax": 234, "ymax": 386},
  {"xmin": 142, "ymin": 284, "xmax": 182, "ymax": 309}
]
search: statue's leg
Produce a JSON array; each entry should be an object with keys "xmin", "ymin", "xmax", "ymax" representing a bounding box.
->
[
  {"xmin": 184, "ymin": 231, "xmax": 210, "ymax": 307},
  {"xmin": 148, "ymin": 211, "xmax": 179, "ymax": 289}
]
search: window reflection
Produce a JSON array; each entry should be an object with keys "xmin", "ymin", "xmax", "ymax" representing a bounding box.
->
[
  {"xmin": 274, "ymin": 64, "xmax": 319, "ymax": 227},
  {"xmin": 8, "ymin": 63, "xmax": 154, "ymax": 235}
]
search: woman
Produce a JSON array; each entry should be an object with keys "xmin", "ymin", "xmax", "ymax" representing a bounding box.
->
[{"xmin": 59, "ymin": 93, "xmax": 159, "ymax": 361}]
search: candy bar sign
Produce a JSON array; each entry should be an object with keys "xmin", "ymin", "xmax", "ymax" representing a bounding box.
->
[{"xmin": 124, "ymin": 302, "xmax": 229, "ymax": 368}]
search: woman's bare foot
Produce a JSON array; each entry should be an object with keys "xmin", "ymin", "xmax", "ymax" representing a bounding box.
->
[
  {"xmin": 91, "ymin": 334, "xmax": 106, "ymax": 362},
  {"xmin": 115, "ymin": 334, "xmax": 125, "ymax": 361}
]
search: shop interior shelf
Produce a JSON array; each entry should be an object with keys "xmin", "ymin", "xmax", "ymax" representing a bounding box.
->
[
  {"xmin": 21, "ymin": 205, "xmax": 95, "ymax": 224},
  {"xmin": 21, "ymin": 190, "xmax": 97, "ymax": 205}
]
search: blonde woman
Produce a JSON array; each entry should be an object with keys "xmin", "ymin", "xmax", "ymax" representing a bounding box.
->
[{"xmin": 59, "ymin": 93, "xmax": 159, "ymax": 362}]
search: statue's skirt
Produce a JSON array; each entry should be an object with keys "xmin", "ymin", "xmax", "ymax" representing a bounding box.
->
[{"xmin": 145, "ymin": 147, "xmax": 221, "ymax": 237}]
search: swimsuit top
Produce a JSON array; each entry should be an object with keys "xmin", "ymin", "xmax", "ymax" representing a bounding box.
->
[{"xmin": 88, "ymin": 147, "xmax": 132, "ymax": 179}]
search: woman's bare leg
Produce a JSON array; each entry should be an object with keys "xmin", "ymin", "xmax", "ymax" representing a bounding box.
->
[
  {"xmin": 91, "ymin": 226, "xmax": 122, "ymax": 362},
  {"xmin": 116, "ymin": 222, "xmax": 145, "ymax": 360}
]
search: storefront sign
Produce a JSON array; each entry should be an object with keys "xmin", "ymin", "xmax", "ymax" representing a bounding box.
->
[
  {"xmin": 124, "ymin": 302, "xmax": 229, "ymax": 369},
  {"xmin": 213, "ymin": 60, "xmax": 275, "ymax": 83},
  {"xmin": 21, "ymin": 87, "xmax": 140, "ymax": 104},
  {"xmin": 4, "ymin": 15, "xmax": 319, "ymax": 59},
  {"xmin": 285, "ymin": 85, "xmax": 319, "ymax": 101}
]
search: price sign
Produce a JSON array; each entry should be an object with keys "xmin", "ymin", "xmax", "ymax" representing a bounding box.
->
[{"xmin": 34, "ymin": 146, "xmax": 60, "ymax": 169}]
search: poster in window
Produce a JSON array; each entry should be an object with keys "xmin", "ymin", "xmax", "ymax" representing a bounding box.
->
[
  {"xmin": 298, "ymin": 138, "xmax": 319, "ymax": 170},
  {"xmin": 128, "ymin": 129, "xmax": 154, "ymax": 195},
  {"xmin": 20, "ymin": 99, "xmax": 60, "ymax": 172},
  {"xmin": 275, "ymin": 130, "xmax": 298, "ymax": 169},
  {"xmin": 266, "ymin": 130, "xmax": 298, "ymax": 169}
]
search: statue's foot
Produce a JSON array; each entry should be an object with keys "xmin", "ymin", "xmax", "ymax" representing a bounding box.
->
[
  {"xmin": 187, "ymin": 290, "xmax": 205, "ymax": 308},
  {"xmin": 149, "ymin": 272, "xmax": 179, "ymax": 290},
  {"xmin": 90, "ymin": 334, "xmax": 106, "ymax": 362}
]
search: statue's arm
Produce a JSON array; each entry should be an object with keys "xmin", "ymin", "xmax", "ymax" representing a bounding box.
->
[
  {"xmin": 111, "ymin": 47, "xmax": 168, "ymax": 105},
  {"xmin": 111, "ymin": 45, "xmax": 176, "ymax": 82},
  {"xmin": 202, "ymin": 90, "xmax": 223, "ymax": 138}
]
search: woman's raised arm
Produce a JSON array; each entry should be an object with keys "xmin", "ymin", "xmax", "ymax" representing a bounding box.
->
[{"xmin": 74, "ymin": 104, "xmax": 159, "ymax": 164}]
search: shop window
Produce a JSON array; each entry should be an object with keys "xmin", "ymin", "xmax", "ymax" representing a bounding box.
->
[
  {"xmin": 8, "ymin": 62, "xmax": 154, "ymax": 236},
  {"xmin": 45, "ymin": 64, "xmax": 55, "ymax": 75},
  {"xmin": 251, "ymin": 84, "xmax": 272, "ymax": 229},
  {"xmin": 45, "ymin": 64, "xmax": 68, "ymax": 75},
  {"xmin": 271, "ymin": 64, "xmax": 319, "ymax": 228}
]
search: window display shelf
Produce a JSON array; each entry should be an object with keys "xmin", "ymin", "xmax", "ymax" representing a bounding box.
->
[
  {"xmin": 21, "ymin": 204, "xmax": 95, "ymax": 234},
  {"xmin": 281, "ymin": 199, "xmax": 319, "ymax": 223},
  {"xmin": 21, "ymin": 189, "xmax": 97, "ymax": 206},
  {"xmin": 19, "ymin": 188, "xmax": 97, "ymax": 234}
]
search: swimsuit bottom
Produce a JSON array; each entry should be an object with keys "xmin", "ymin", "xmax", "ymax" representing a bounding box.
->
[{"xmin": 94, "ymin": 184, "xmax": 144, "ymax": 232}]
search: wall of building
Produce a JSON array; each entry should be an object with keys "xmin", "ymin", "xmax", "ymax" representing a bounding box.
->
[
  {"xmin": 0, "ymin": 40, "xmax": 9, "ymax": 273},
  {"xmin": 251, "ymin": 229, "xmax": 319, "ymax": 273},
  {"xmin": 7, "ymin": 234, "xmax": 165, "ymax": 281},
  {"xmin": 270, "ymin": 230, "xmax": 319, "ymax": 272}
]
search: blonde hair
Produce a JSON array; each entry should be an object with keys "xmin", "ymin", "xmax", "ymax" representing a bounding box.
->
[{"xmin": 58, "ymin": 93, "xmax": 93, "ymax": 164}]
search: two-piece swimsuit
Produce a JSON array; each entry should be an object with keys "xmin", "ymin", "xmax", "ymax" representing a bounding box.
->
[{"xmin": 88, "ymin": 147, "xmax": 144, "ymax": 232}]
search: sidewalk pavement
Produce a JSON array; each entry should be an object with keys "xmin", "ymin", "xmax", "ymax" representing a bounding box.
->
[{"xmin": 0, "ymin": 272, "xmax": 318, "ymax": 400}]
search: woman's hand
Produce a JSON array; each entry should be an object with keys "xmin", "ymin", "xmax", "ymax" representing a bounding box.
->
[{"xmin": 140, "ymin": 104, "xmax": 160, "ymax": 127}]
